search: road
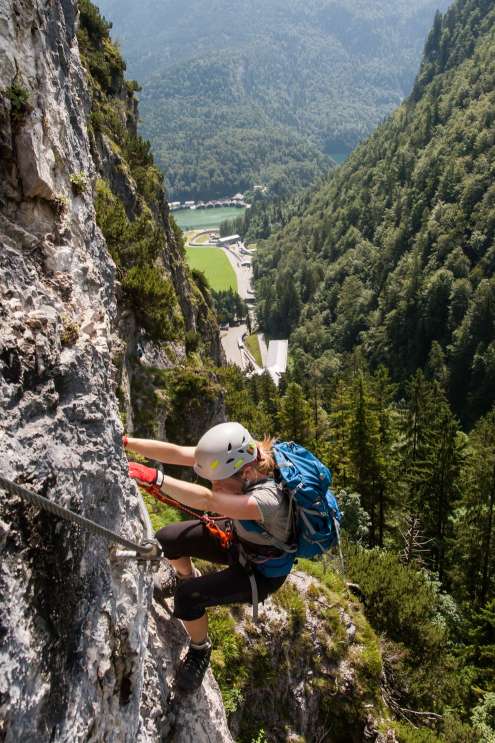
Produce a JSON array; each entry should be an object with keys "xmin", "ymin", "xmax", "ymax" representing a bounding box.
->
[
  {"xmin": 223, "ymin": 248, "xmax": 252, "ymax": 299},
  {"xmin": 219, "ymin": 244, "xmax": 258, "ymax": 367},
  {"xmin": 221, "ymin": 323, "xmax": 247, "ymax": 368}
]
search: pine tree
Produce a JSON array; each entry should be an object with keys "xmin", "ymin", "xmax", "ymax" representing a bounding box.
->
[
  {"xmin": 397, "ymin": 373, "xmax": 463, "ymax": 576},
  {"xmin": 370, "ymin": 366, "xmax": 398, "ymax": 546},
  {"xmin": 278, "ymin": 382, "xmax": 312, "ymax": 446},
  {"xmin": 348, "ymin": 374, "xmax": 383, "ymax": 545},
  {"xmin": 463, "ymin": 599, "xmax": 495, "ymax": 694},
  {"xmin": 429, "ymin": 394, "xmax": 464, "ymax": 580},
  {"xmin": 328, "ymin": 378, "xmax": 353, "ymax": 488},
  {"xmin": 453, "ymin": 410, "xmax": 495, "ymax": 604},
  {"xmin": 396, "ymin": 370, "xmax": 437, "ymax": 515}
]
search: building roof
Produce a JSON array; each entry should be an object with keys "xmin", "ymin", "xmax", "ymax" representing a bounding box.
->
[
  {"xmin": 218, "ymin": 234, "xmax": 241, "ymax": 243},
  {"xmin": 266, "ymin": 340, "xmax": 288, "ymax": 385}
]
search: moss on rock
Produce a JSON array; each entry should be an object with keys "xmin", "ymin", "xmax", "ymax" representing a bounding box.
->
[{"xmin": 204, "ymin": 566, "xmax": 389, "ymax": 743}]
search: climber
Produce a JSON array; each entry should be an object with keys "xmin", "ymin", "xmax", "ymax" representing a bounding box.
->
[{"xmin": 125, "ymin": 422, "xmax": 294, "ymax": 693}]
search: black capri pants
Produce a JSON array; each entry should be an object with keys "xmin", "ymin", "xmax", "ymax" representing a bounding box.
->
[{"xmin": 155, "ymin": 519, "xmax": 288, "ymax": 621}]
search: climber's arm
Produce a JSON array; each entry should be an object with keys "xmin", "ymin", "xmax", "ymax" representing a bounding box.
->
[
  {"xmin": 124, "ymin": 437, "xmax": 195, "ymax": 466},
  {"xmin": 128, "ymin": 463, "xmax": 262, "ymax": 519}
]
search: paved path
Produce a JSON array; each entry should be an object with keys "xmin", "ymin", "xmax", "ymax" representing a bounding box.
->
[
  {"xmin": 221, "ymin": 323, "xmax": 247, "ymax": 367},
  {"xmin": 223, "ymin": 246, "xmax": 252, "ymax": 299}
]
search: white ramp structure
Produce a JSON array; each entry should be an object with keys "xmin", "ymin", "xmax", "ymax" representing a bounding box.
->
[{"xmin": 266, "ymin": 340, "xmax": 288, "ymax": 385}]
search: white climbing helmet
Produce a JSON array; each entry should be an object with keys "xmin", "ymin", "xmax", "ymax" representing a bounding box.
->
[{"xmin": 194, "ymin": 422, "xmax": 258, "ymax": 481}]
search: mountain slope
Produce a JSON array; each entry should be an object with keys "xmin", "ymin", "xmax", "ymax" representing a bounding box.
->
[
  {"xmin": 96, "ymin": 0, "xmax": 451, "ymax": 200},
  {"xmin": 254, "ymin": 0, "xmax": 495, "ymax": 424}
]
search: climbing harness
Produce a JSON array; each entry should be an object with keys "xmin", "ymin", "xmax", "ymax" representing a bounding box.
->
[
  {"xmin": 144, "ymin": 483, "xmax": 233, "ymax": 550},
  {"xmin": 0, "ymin": 474, "xmax": 162, "ymax": 564}
]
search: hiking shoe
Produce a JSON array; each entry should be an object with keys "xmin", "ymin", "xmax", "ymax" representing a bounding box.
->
[{"xmin": 175, "ymin": 639, "xmax": 212, "ymax": 692}]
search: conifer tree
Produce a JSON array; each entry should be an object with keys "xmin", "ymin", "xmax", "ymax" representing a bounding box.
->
[
  {"xmin": 217, "ymin": 365, "xmax": 273, "ymax": 439},
  {"xmin": 328, "ymin": 377, "xmax": 353, "ymax": 488},
  {"xmin": 429, "ymin": 396, "xmax": 464, "ymax": 580},
  {"xmin": 453, "ymin": 410, "xmax": 495, "ymax": 604},
  {"xmin": 396, "ymin": 370, "xmax": 437, "ymax": 515},
  {"xmin": 463, "ymin": 599, "xmax": 495, "ymax": 695},
  {"xmin": 397, "ymin": 372, "xmax": 462, "ymax": 575},
  {"xmin": 370, "ymin": 366, "xmax": 398, "ymax": 545},
  {"xmin": 348, "ymin": 374, "xmax": 383, "ymax": 545},
  {"xmin": 278, "ymin": 382, "xmax": 312, "ymax": 446}
]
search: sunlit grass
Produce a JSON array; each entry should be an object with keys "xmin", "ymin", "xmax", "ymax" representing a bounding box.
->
[
  {"xmin": 186, "ymin": 247, "xmax": 237, "ymax": 291},
  {"xmin": 245, "ymin": 334, "xmax": 262, "ymax": 366}
]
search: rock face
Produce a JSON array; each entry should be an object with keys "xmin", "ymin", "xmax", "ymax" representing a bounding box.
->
[
  {"xmin": 221, "ymin": 568, "xmax": 388, "ymax": 743},
  {"xmin": 0, "ymin": 1, "xmax": 229, "ymax": 740}
]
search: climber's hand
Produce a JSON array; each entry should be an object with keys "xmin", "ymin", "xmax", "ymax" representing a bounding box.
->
[
  {"xmin": 123, "ymin": 435, "xmax": 129, "ymax": 448},
  {"xmin": 128, "ymin": 462, "xmax": 163, "ymax": 489}
]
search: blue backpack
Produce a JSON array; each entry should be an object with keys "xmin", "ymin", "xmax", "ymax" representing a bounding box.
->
[
  {"xmin": 274, "ymin": 441, "xmax": 341, "ymax": 558},
  {"xmin": 239, "ymin": 441, "xmax": 342, "ymax": 577}
]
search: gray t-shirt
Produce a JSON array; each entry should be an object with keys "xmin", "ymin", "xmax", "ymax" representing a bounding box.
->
[{"xmin": 233, "ymin": 478, "xmax": 292, "ymax": 547}]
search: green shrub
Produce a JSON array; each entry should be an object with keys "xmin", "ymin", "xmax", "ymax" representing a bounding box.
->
[
  {"xmin": 185, "ymin": 329, "xmax": 201, "ymax": 355},
  {"xmin": 344, "ymin": 545, "xmax": 446, "ymax": 652},
  {"xmin": 79, "ymin": 0, "xmax": 112, "ymax": 42},
  {"xmin": 208, "ymin": 606, "xmax": 248, "ymax": 712},
  {"xmin": 4, "ymin": 82, "xmax": 30, "ymax": 122},
  {"xmin": 51, "ymin": 194, "xmax": 69, "ymax": 220},
  {"xmin": 272, "ymin": 582, "xmax": 306, "ymax": 633},
  {"xmin": 141, "ymin": 490, "xmax": 181, "ymax": 531},
  {"xmin": 122, "ymin": 266, "xmax": 179, "ymax": 341},
  {"xmin": 343, "ymin": 545, "xmax": 471, "ymax": 714},
  {"xmin": 70, "ymin": 172, "xmax": 89, "ymax": 195},
  {"xmin": 191, "ymin": 268, "xmax": 212, "ymax": 305},
  {"xmin": 78, "ymin": 0, "xmax": 125, "ymax": 95},
  {"xmin": 393, "ymin": 716, "xmax": 479, "ymax": 742},
  {"xmin": 472, "ymin": 693, "xmax": 495, "ymax": 743},
  {"xmin": 95, "ymin": 178, "xmax": 184, "ymax": 342}
]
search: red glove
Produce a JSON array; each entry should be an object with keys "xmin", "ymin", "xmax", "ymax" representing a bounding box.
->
[
  {"xmin": 128, "ymin": 462, "xmax": 164, "ymax": 490},
  {"xmin": 123, "ymin": 435, "xmax": 129, "ymax": 448}
]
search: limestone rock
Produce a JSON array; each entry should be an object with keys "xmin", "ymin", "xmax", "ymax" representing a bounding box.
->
[
  {"xmin": 15, "ymin": 114, "xmax": 56, "ymax": 200},
  {"xmin": 0, "ymin": 1, "xmax": 229, "ymax": 741},
  {"xmin": 227, "ymin": 569, "xmax": 388, "ymax": 742}
]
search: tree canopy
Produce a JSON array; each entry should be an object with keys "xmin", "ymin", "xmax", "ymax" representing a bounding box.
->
[
  {"xmin": 96, "ymin": 0, "xmax": 450, "ymax": 200},
  {"xmin": 253, "ymin": 0, "xmax": 495, "ymax": 424}
]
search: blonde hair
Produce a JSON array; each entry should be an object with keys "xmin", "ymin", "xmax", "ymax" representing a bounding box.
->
[{"xmin": 255, "ymin": 435, "xmax": 277, "ymax": 476}]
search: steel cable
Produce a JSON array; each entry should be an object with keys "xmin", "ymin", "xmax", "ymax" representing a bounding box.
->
[{"xmin": 0, "ymin": 474, "xmax": 156, "ymax": 555}]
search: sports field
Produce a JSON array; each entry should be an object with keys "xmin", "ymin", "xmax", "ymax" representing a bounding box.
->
[{"xmin": 186, "ymin": 247, "xmax": 237, "ymax": 292}]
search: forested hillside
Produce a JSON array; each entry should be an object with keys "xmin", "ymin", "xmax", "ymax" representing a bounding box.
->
[
  {"xmin": 96, "ymin": 0, "xmax": 450, "ymax": 200},
  {"xmin": 254, "ymin": 0, "xmax": 495, "ymax": 425},
  {"xmin": 214, "ymin": 365, "xmax": 495, "ymax": 741}
]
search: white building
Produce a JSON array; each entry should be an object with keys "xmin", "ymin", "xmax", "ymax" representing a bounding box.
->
[
  {"xmin": 266, "ymin": 340, "xmax": 288, "ymax": 385},
  {"xmin": 217, "ymin": 234, "xmax": 241, "ymax": 246}
]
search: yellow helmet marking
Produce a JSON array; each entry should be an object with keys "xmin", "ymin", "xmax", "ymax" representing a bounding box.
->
[{"xmin": 210, "ymin": 459, "xmax": 220, "ymax": 470}]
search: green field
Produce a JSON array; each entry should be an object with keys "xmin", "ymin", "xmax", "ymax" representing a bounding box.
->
[
  {"xmin": 174, "ymin": 206, "xmax": 246, "ymax": 230},
  {"xmin": 186, "ymin": 247, "xmax": 237, "ymax": 291}
]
